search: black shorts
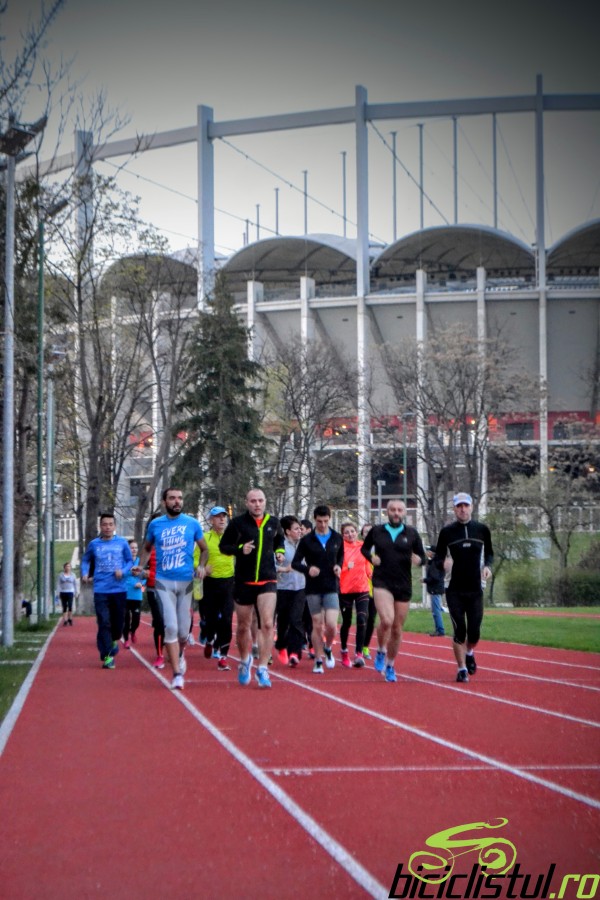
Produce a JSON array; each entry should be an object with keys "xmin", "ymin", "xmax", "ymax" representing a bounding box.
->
[
  {"xmin": 372, "ymin": 578, "xmax": 412, "ymax": 603},
  {"xmin": 235, "ymin": 582, "xmax": 277, "ymax": 606}
]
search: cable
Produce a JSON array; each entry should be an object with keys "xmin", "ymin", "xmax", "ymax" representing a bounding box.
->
[{"xmin": 369, "ymin": 120, "xmax": 449, "ymax": 226}]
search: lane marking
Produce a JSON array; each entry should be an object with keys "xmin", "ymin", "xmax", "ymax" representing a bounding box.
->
[
  {"xmin": 266, "ymin": 764, "xmax": 600, "ymax": 775},
  {"xmin": 404, "ymin": 638, "xmax": 600, "ymax": 672},
  {"xmin": 400, "ymin": 672, "xmax": 600, "ymax": 729},
  {"xmin": 402, "ymin": 648, "xmax": 600, "ymax": 693},
  {"xmin": 0, "ymin": 625, "xmax": 58, "ymax": 757},
  {"xmin": 131, "ymin": 648, "xmax": 388, "ymax": 898},
  {"xmin": 269, "ymin": 671, "xmax": 600, "ymax": 810}
]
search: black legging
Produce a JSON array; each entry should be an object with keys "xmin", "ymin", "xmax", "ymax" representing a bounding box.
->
[
  {"xmin": 123, "ymin": 600, "xmax": 142, "ymax": 639},
  {"xmin": 446, "ymin": 589, "xmax": 484, "ymax": 645},
  {"xmin": 339, "ymin": 592, "xmax": 370, "ymax": 654},
  {"xmin": 363, "ymin": 594, "xmax": 376, "ymax": 650},
  {"xmin": 203, "ymin": 577, "xmax": 235, "ymax": 656},
  {"xmin": 146, "ymin": 588, "xmax": 165, "ymax": 655},
  {"xmin": 275, "ymin": 589, "xmax": 306, "ymax": 655}
]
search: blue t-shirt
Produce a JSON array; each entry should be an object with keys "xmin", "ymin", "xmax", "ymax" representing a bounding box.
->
[
  {"xmin": 146, "ymin": 514, "xmax": 204, "ymax": 582},
  {"xmin": 315, "ymin": 529, "xmax": 331, "ymax": 548},
  {"xmin": 81, "ymin": 535, "xmax": 133, "ymax": 594}
]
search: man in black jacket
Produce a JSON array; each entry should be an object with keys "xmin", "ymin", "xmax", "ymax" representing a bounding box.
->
[
  {"xmin": 434, "ymin": 492, "xmax": 493, "ymax": 683},
  {"xmin": 360, "ymin": 499, "xmax": 426, "ymax": 682},
  {"xmin": 220, "ymin": 489, "xmax": 285, "ymax": 689},
  {"xmin": 292, "ymin": 504, "xmax": 344, "ymax": 675}
]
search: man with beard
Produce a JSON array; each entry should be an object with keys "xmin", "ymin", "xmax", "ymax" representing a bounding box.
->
[
  {"xmin": 360, "ymin": 499, "xmax": 426, "ymax": 682},
  {"xmin": 138, "ymin": 488, "xmax": 208, "ymax": 690}
]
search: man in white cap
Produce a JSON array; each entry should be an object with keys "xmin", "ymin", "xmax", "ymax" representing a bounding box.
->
[
  {"xmin": 434, "ymin": 493, "xmax": 493, "ymax": 683},
  {"xmin": 201, "ymin": 506, "xmax": 236, "ymax": 671}
]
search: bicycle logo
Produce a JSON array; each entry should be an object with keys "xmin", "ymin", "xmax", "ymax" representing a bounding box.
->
[{"xmin": 408, "ymin": 818, "xmax": 518, "ymax": 884}]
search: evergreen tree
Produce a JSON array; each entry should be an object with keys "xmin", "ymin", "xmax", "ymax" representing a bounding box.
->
[{"xmin": 174, "ymin": 273, "xmax": 265, "ymax": 513}]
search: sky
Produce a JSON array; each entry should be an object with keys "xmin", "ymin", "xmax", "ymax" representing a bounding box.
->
[{"xmin": 4, "ymin": 0, "xmax": 600, "ymax": 257}]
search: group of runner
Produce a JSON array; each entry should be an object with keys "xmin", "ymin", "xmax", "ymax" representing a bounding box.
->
[{"xmin": 80, "ymin": 486, "xmax": 493, "ymax": 689}]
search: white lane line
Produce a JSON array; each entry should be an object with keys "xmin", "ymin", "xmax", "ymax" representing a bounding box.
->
[
  {"xmin": 269, "ymin": 671, "xmax": 600, "ymax": 811},
  {"xmin": 131, "ymin": 648, "xmax": 388, "ymax": 899},
  {"xmin": 404, "ymin": 638, "xmax": 600, "ymax": 672},
  {"xmin": 400, "ymin": 672, "xmax": 600, "ymax": 729},
  {"xmin": 402, "ymin": 648, "xmax": 600, "ymax": 693},
  {"xmin": 0, "ymin": 625, "xmax": 58, "ymax": 757},
  {"xmin": 266, "ymin": 764, "xmax": 600, "ymax": 775},
  {"xmin": 0, "ymin": 660, "xmax": 37, "ymax": 666}
]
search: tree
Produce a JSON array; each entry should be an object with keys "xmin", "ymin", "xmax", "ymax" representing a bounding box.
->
[
  {"xmin": 379, "ymin": 323, "xmax": 536, "ymax": 539},
  {"xmin": 174, "ymin": 273, "xmax": 264, "ymax": 515},
  {"xmin": 263, "ymin": 336, "xmax": 356, "ymax": 517},
  {"xmin": 506, "ymin": 440, "xmax": 600, "ymax": 571}
]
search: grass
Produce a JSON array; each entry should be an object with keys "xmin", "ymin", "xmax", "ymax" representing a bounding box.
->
[
  {"xmin": 0, "ymin": 617, "xmax": 56, "ymax": 725},
  {"xmin": 406, "ymin": 607, "xmax": 600, "ymax": 653}
]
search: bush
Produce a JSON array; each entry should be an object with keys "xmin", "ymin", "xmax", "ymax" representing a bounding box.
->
[
  {"xmin": 550, "ymin": 569, "xmax": 600, "ymax": 606},
  {"xmin": 578, "ymin": 539, "xmax": 600, "ymax": 571},
  {"xmin": 504, "ymin": 567, "xmax": 547, "ymax": 607}
]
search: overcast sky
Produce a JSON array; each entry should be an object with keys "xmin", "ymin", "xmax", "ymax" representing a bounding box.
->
[{"xmin": 5, "ymin": 0, "xmax": 600, "ymax": 255}]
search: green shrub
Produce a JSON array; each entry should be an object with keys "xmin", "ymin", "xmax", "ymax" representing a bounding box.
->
[
  {"xmin": 504, "ymin": 567, "xmax": 547, "ymax": 607},
  {"xmin": 578, "ymin": 539, "xmax": 600, "ymax": 571},
  {"xmin": 551, "ymin": 569, "xmax": 600, "ymax": 606}
]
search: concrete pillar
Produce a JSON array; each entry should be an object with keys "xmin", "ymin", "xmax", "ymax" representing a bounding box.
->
[
  {"xmin": 247, "ymin": 280, "xmax": 263, "ymax": 361},
  {"xmin": 355, "ymin": 85, "xmax": 371, "ymax": 524},
  {"xmin": 476, "ymin": 267, "xmax": 488, "ymax": 516},
  {"xmin": 300, "ymin": 276, "xmax": 315, "ymax": 343},
  {"xmin": 197, "ymin": 104, "xmax": 215, "ymax": 307}
]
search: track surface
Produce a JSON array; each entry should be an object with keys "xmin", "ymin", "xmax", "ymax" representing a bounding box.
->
[{"xmin": 1, "ymin": 617, "xmax": 599, "ymax": 899}]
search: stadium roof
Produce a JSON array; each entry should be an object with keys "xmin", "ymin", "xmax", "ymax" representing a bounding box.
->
[
  {"xmin": 221, "ymin": 233, "xmax": 360, "ymax": 290},
  {"xmin": 547, "ymin": 220, "xmax": 600, "ymax": 274},
  {"xmin": 371, "ymin": 225, "xmax": 535, "ymax": 280}
]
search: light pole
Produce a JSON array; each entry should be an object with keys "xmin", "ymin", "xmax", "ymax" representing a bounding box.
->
[
  {"xmin": 376, "ymin": 479, "xmax": 386, "ymax": 523},
  {"xmin": 1, "ymin": 115, "xmax": 46, "ymax": 647},
  {"xmin": 37, "ymin": 198, "xmax": 68, "ymax": 620}
]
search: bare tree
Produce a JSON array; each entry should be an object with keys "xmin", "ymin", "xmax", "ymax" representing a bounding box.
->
[
  {"xmin": 263, "ymin": 336, "xmax": 356, "ymax": 517},
  {"xmin": 378, "ymin": 323, "xmax": 536, "ymax": 538}
]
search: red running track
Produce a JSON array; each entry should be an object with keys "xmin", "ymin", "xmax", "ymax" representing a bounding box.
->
[{"xmin": 0, "ymin": 617, "xmax": 599, "ymax": 899}]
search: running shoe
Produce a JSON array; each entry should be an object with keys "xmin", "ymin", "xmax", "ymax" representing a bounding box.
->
[
  {"xmin": 124, "ymin": 639, "xmax": 130, "ymax": 649},
  {"xmin": 186, "ymin": 632, "xmax": 195, "ymax": 646},
  {"xmin": 341, "ymin": 649, "xmax": 351, "ymax": 668},
  {"xmin": 353, "ymin": 654, "xmax": 365, "ymax": 668},
  {"xmin": 172, "ymin": 674, "xmax": 184, "ymax": 690},
  {"xmin": 68, "ymin": 619, "xmax": 73, "ymax": 625},
  {"xmin": 204, "ymin": 641, "xmax": 213, "ymax": 659},
  {"xmin": 238, "ymin": 656, "xmax": 253, "ymax": 686},
  {"xmin": 179, "ymin": 651, "xmax": 187, "ymax": 674},
  {"xmin": 153, "ymin": 655, "xmax": 165, "ymax": 669},
  {"xmin": 278, "ymin": 648, "xmax": 289, "ymax": 665},
  {"xmin": 385, "ymin": 664, "xmax": 397, "ymax": 683},
  {"xmin": 62, "ymin": 621, "xmax": 68, "ymax": 627},
  {"xmin": 308, "ymin": 647, "xmax": 316, "ymax": 660},
  {"xmin": 217, "ymin": 658, "xmax": 230, "ymax": 671},
  {"xmin": 465, "ymin": 654, "xmax": 477, "ymax": 675},
  {"xmin": 288, "ymin": 653, "xmax": 299, "ymax": 667},
  {"xmin": 313, "ymin": 660, "xmax": 324, "ymax": 675},
  {"xmin": 102, "ymin": 655, "xmax": 115, "ymax": 669},
  {"xmin": 374, "ymin": 649, "xmax": 386, "ymax": 673},
  {"xmin": 362, "ymin": 647, "xmax": 371, "ymax": 660},
  {"xmin": 255, "ymin": 666, "xmax": 272, "ymax": 688},
  {"xmin": 456, "ymin": 668, "xmax": 469, "ymax": 683},
  {"xmin": 213, "ymin": 649, "xmax": 222, "ymax": 660},
  {"xmin": 324, "ymin": 646, "xmax": 335, "ymax": 669},
  {"xmin": 199, "ymin": 636, "xmax": 207, "ymax": 646}
]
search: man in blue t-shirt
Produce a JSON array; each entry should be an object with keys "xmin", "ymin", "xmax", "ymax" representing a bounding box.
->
[
  {"xmin": 81, "ymin": 513, "xmax": 134, "ymax": 669},
  {"xmin": 139, "ymin": 487, "xmax": 208, "ymax": 690}
]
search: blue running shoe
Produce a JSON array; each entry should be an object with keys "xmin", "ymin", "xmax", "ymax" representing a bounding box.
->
[
  {"xmin": 238, "ymin": 656, "xmax": 252, "ymax": 686},
  {"xmin": 385, "ymin": 664, "xmax": 397, "ymax": 683},
  {"xmin": 374, "ymin": 649, "xmax": 386, "ymax": 673},
  {"xmin": 255, "ymin": 666, "xmax": 272, "ymax": 688},
  {"xmin": 102, "ymin": 655, "xmax": 115, "ymax": 669}
]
